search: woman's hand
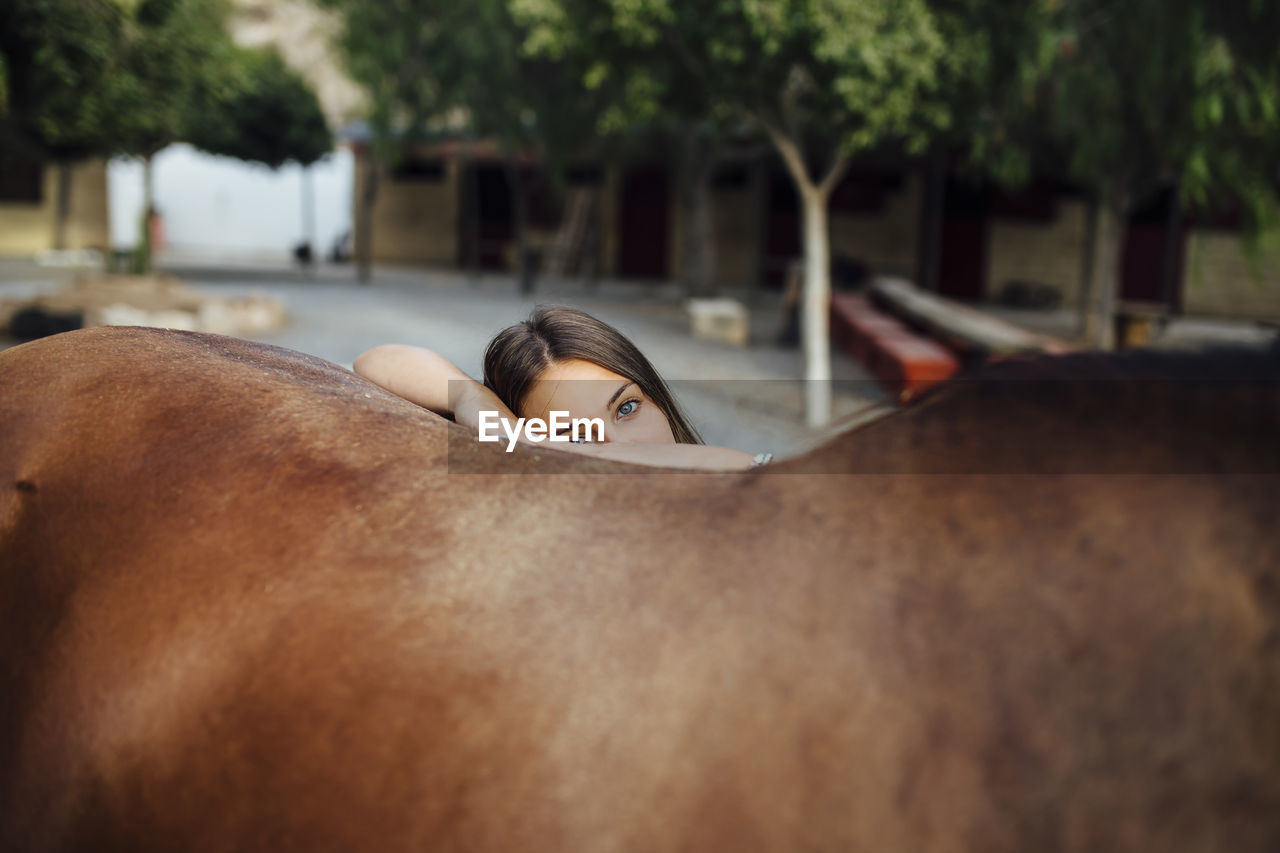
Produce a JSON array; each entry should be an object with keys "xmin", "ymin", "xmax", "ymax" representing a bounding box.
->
[{"xmin": 451, "ymin": 380, "xmax": 520, "ymax": 435}]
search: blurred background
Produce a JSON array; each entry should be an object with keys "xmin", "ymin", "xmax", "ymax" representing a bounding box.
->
[{"xmin": 2, "ymin": 0, "xmax": 1277, "ymax": 449}]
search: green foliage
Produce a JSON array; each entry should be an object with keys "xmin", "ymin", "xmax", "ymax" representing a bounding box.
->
[
  {"xmin": 973, "ymin": 0, "xmax": 1280, "ymax": 226},
  {"xmin": 0, "ymin": 0, "xmax": 126, "ymax": 160},
  {"xmin": 457, "ymin": 0, "xmax": 601, "ymax": 177},
  {"xmin": 1, "ymin": 0, "xmax": 331, "ymax": 168},
  {"xmin": 319, "ymin": 0, "xmax": 465, "ymax": 161},
  {"xmin": 923, "ymin": 0, "xmax": 1061, "ymax": 187},
  {"xmin": 321, "ymin": 0, "xmax": 598, "ymax": 171},
  {"xmin": 2, "ymin": 0, "xmax": 332, "ymax": 274},
  {"xmin": 0, "ymin": 0, "xmax": 231, "ymax": 162},
  {"xmin": 516, "ymin": 0, "xmax": 951, "ymax": 422},
  {"xmin": 101, "ymin": 0, "xmax": 240, "ymax": 159},
  {"xmin": 514, "ymin": 0, "xmax": 718, "ymax": 139},
  {"xmin": 185, "ymin": 47, "xmax": 332, "ymax": 168},
  {"xmin": 517, "ymin": 0, "xmax": 946, "ymax": 180},
  {"xmin": 134, "ymin": 0, "xmax": 181, "ymax": 27},
  {"xmin": 929, "ymin": 0, "xmax": 1280, "ymax": 343}
]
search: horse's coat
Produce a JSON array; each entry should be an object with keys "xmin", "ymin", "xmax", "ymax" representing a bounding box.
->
[{"xmin": 1, "ymin": 326, "xmax": 1277, "ymax": 851}]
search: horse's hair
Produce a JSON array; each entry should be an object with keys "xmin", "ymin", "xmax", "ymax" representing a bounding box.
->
[
  {"xmin": 828, "ymin": 342, "xmax": 1280, "ymax": 476},
  {"xmin": 967, "ymin": 342, "xmax": 1280, "ymax": 383}
]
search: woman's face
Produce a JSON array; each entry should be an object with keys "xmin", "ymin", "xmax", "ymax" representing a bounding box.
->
[{"xmin": 520, "ymin": 358, "xmax": 675, "ymax": 444}]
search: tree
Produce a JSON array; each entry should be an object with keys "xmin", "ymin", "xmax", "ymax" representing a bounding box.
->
[
  {"xmin": 322, "ymin": 0, "xmax": 600, "ymax": 286},
  {"xmin": 2, "ymin": 0, "xmax": 333, "ymax": 268},
  {"xmin": 519, "ymin": 0, "xmax": 946, "ymax": 426},
  {"xmin": 908, "ymin": 1, "xmax": 1059, "ymax": 294},
  {"xmin": 184, "ymin": 43, "xmax": 334, "ymax": 268},
  {"xmin": 515, "ymin": 0, "xmax": 746, "ymax": 297},
  {"xmin": 6, "ymin": 0, "xmax": 239, "ymax": 269},
  {"xmin": 102, "ymin": 0, "xmax": 243, "ymax": 271},
  {"xmin": 1018, "ymin": 0, "xmax": 1280, "ymax": 348},
  {"xmin": 184, "ymin": 46, "xmax": 332, "ymax": 170},
  {"xmin": 442, "ymin": 0, "xmax": 603, "ymax": 292},
  {"xmin": 319, "ymin": 0, "xmax": 474, "ymax": 282},
  {"xmin": 0, "ymin": 0, "xmax": 128, "ymax": 249}
]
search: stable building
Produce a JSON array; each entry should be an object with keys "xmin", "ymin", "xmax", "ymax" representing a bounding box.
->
[
  {"xmin": 0, "ymin": 155, "xmax": 111, "ymax": 257},
  {"xmin": 350, "ymin": 138, "xmax": 1280, "ymax": 325}
]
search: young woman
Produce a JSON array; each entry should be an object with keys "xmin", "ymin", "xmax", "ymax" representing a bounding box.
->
[{"xmin": 354, "ymin": 305, "xmax": 771, "ymax": 471}]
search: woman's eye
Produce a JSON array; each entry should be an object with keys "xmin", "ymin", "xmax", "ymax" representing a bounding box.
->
[{"xmin": 616, "ymin": 399, "xmax": 639, "ymax": 418}]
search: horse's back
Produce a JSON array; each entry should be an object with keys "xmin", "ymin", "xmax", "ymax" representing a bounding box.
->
[
  {"xmin": 1, "ymin": 328, "xmax": 1279, "ymax": 852},
  {"xmin": 0, "ymin": 329, "xmax": 473, "ymax": 850}
]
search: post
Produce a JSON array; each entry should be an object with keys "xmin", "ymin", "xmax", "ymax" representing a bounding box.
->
[
  {"xmin": 1084, "ymin": 189, "xmax": 1128, "ymax": 350},
  {"xmin": 1158, "ymin": 188, "xmax": 1183, "ymax": 312},
  {"xmin": 356, "ymin": 145, "xmax": 377, "ymax": 284},
  {"xmin": 504, "ymin": 155, "xmax": 534, "ymax": 294},
  {"xmin": 54, "ymin": 162, "xmax": 73, "ymax": 251},
  {"xmin": 746, "ymin": 151, "xmax": 768, "ymax": 306},
  {"xmin": 460, "ymin": 139, "xmax": 481, "ymax": 280},
  {"xmin": 679, "ymin": 128, "xmax": 719, "ymax": 298},
  {"xmin": 132, "ymin": 154, "xmax": 156, "ymax": 275},
  {"xmin": 1076, "ymin": 195, "xmax": 1099, "ymax": 341}
]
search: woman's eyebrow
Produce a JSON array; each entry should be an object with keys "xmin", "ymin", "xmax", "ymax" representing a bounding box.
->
[{"xmin": 605, "ymin": 381, "xmax": 635, "ymax": 409}]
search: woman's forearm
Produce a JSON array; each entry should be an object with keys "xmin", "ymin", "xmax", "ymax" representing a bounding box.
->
[
  {"xmin": 353, "ymin": 345, "xmax": 475, "ymax": 415},
  {"xmin": 353, "ymin": 345, "xmax": 520, "ymax": 429}
]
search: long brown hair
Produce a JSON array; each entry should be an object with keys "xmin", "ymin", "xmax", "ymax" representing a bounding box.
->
[{"xmin": 483, "ymin": 305, "xmax": 703, "ymax": 444}]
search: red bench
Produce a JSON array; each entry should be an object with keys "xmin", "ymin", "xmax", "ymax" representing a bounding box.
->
[{"xmin": 830, "ymin": 294, "xmax": 960, "ymax": 402}]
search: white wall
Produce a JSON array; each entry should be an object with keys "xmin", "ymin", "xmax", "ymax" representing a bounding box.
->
[{"xmin": 109, "ymin": 143, "xmax": 353, "ymax": 260}]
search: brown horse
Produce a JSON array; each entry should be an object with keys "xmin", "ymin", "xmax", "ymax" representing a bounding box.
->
[{"xmin": 1, "ymin": 326, "xmax": 1277, "ymax": 851}]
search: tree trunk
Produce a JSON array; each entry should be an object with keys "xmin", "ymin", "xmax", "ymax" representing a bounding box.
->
[
  {"xmin": 461, "ymin": 140, "xmax": 480, "ymax": 279},
  {"xmin": 679, "ymin": 128, "xmax": 718, "ymax": 298},
  {"xmin": 688, "ymin": 170, "xmax": 716, "ymax": 297},
  {"xmin": 916, "ymin": 150, "xmax": 946, "ymax": 292},
  {"xmin": 1158, "ymin": 189, "xmax": 1183, "ymax": 312},
  {"xmin": 1084, "ymin": 186, "xmax": 1129, "ymax": 350},
  {"xmin": 1076, "ymin": 195, "xmax": 1099, "ymax": 341},
  {"xmin": 300, "ymin": 164, "xmax": 316, "ymax": 276},
  {"xmin": 144, "ymin": 154, "xmax": 154, "ymax": 215},
  {"xmin": 54, "ymin": 161, "xmax": 73, "ymax": 251},
  {"xmin": 745, "ymin": 151, "xmax": 768, "ymax": 305},
  {"xmin": 356, "ymin": 147, "xmax": 377, "ymax": 284},
  {"xmin": 504, "ymin": 156, "xmax": 534, "ymax": 295},
  {"xmin": 581, "ymin": 187, "xmax": 601, "ymax": 290},
  {"xmin": 760, "ymin": 122, "xmax": 847, "ymax": 426},
  {"xmin": 799, "ymin": 187, "xmax": 834, "ymax": 427},
  {"xmin": 132, "ymin": 154, "xmax": 156, "ymax": 275}
]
